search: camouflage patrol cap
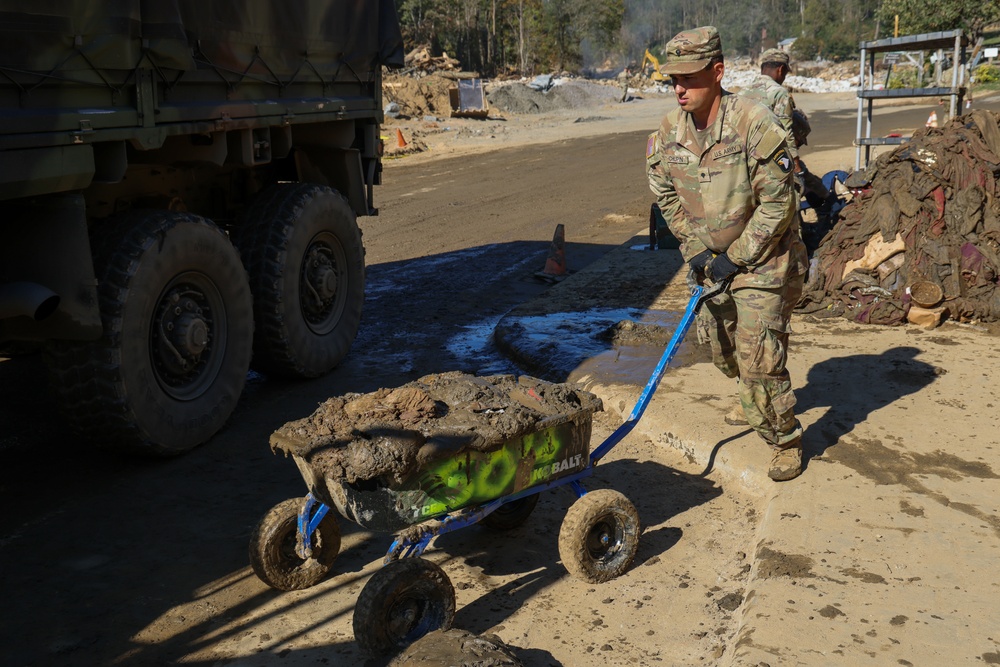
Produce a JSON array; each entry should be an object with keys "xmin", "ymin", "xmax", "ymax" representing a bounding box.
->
[
  {"xmin": 760, "ymin": 48, "xmax": 790, "ymax": 66},
  {"xmin": 662, "ymin": 26, "xmax": 723, "ymax": 75}
]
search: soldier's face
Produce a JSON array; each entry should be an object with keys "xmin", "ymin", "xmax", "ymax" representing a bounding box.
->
[{"xmin": 670, "ymin": 61, "xmax": 724, "ymax": 118}]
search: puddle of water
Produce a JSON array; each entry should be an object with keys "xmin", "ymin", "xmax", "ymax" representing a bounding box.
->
[
  {"xmin": 445, "ymin": 317, "xmax": 521, "ymax": 376},
  {"xmin": 500, "ymin": 308, "xmax": 708, "ymax": 384}
]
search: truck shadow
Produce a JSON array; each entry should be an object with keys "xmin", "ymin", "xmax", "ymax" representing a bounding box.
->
[{"xmin": 2, "ymin": 238, "xmax": 664, "ymax": 666}]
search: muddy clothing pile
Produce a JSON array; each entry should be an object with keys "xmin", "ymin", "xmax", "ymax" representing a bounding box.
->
[
  {"xmin": 797, "ymin": 109, "xmax": 1000, "ymax": 325},
  {"xmin": 270, "ymin": 372, "xmax": 602, "ymax": 487}
]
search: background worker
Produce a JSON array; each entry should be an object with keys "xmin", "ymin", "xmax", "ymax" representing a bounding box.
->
[
  {"xmin": 645, "ymin": 27, "xmax": 809, "ymax": 481},
  {"xmin": 739, "ymin": 48, "xmax": 831, "ymax": 210}
]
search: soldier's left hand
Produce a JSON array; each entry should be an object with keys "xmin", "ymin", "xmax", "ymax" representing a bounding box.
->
[
  {"xmin": 794, "ymin": 171, "xmax": 806, "ymax": 195},
  {"xmin": 706, "ymin": 253, "xmax": 740, "ymax": 283}
]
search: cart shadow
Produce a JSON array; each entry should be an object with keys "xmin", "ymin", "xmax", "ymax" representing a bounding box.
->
[{"xmin": 436, "ymin": 457, "xmax": 720, "ymax": 636}]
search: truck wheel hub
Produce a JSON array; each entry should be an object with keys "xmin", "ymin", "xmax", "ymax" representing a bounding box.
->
[
  {"xmin": 173, "ymin": 313, "xmax": 209, "ymax": 357},
  {"xmin": 305, "ymin": 246, "xmax": 338, "ymax": 307},
  {"xmin": 156, "ymin": 290, "xmax": 213, "ymax": 378}
]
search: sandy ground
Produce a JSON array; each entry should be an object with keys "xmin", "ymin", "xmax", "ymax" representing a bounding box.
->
[
  {"xmin": 5, "ymin": 79, "xmax": 1000, "ymax": 667},
  {"xmin": 387, "ymin": 89, "xmax": 891, "ymax": 172}
]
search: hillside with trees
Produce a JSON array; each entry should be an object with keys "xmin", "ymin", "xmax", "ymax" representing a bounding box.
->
[{"xmin": 394, "ymin": 0, "xmax": 998, "ymax": 75}]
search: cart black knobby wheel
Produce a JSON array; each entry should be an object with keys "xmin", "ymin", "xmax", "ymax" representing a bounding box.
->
[
  {"xmin": 235, "ymin": 183, "xmax": 365, "ymax": 378},
  {"xmin": 558, "ymin": 489, "xmax": 640, "ymax": 583},
  {"xmin": 249, "ymin": 497, "xmax": 341, "ymax": 591},
  {"xmin": 353, "ymin": 558, "xmax": 456, "ymax": 656},
  {"xmin": 480, "ymin": 494, "xmax": 540, "ymax": 531},
  {"xmin": 44, "ymin": 210, "xmax": 253, "ymax": 455}
]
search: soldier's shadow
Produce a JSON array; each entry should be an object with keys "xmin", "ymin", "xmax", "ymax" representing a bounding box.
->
[{"xmin": 793, "ymin": 345, "xmax": 939, "ymax": 463}]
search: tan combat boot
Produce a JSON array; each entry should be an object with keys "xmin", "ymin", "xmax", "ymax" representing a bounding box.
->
[
  {"xmin": 768, "ymin": 444, "xmax": 803, "ymax": 482},
  {"xmin": 724, "ymin": 400, "xmax": 749, "ymax": 426}
]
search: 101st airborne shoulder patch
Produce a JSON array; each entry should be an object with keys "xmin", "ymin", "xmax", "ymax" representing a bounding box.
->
[{"xmin": 773, "ymin": 147, "xmax": 793, "ymax": 173}]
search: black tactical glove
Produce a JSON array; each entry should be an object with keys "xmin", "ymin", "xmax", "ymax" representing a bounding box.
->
[
  {"xmin": 705, "ymin": 253, "xmax": 740, "ymax": 283},
  {"xmin": 794, "ymin": 171, "xmax": 806, "ymax": 195},
  {"xmin": 686, "ymin": 267, "xmax": 701, "ymax": 295},
  {"xmin": 688, "ymin": 249, "xmax": 714, "ymax": 275}
]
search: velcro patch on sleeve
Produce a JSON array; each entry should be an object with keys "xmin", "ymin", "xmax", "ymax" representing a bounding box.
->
[{"xmin": 750, "ymin": 124, "xmax": 784, "ymax": 161}]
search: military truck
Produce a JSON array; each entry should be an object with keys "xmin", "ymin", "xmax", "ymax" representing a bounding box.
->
[{"xmin": 0, "ymin": 3, "xmax": 404, "ymax": 455}]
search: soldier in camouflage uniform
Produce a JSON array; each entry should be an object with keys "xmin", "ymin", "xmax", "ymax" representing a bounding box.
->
[
  {"xmin": 739, "ymin": 49, "xmax": 829, "ymax": 208},
  {"xmin": 646, "ymin": 27, "xmax": 809, "ymax": 481}
]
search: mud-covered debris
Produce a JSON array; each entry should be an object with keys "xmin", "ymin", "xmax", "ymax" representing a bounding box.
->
[
  {"xmin": 389, "ymin": 628, "xmax": 524, "ymax": 666},
  {"xmin": 798, "ymin": 109, "xmax": 1000, "ymax": 325},
  {"xmin": 598, "ymin": 319, "xmax": 675, "ymax": 346},
  {"xmin": 383, "ymin": 72, "xmax": 455, "ymax": 119},
  {"xmin": 270, "ymin": 371, "xmax": 601, "ymax": 485}
]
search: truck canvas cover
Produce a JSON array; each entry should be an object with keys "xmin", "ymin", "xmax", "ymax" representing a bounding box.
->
[{"xmin": 0, "ymin": 1, "xmax": 404, "ymax": 76}]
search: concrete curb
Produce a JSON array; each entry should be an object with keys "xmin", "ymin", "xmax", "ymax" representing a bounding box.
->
[{"xmin": 493, "ymin": 234, "xmax": 1000, "ymax": 665}]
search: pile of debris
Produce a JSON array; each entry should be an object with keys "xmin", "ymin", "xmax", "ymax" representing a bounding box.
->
[
  {"xmin": 383, "ymin": 71, "xmax": 454, "ymax": 119},
  {"xmin": 721, "ymin": 58, "xmax": 858, "ymax": 93},
  {"xmin": 269, "ymin": 371, "xmax": 602, "ymax": 486},
  {"xmin": 797, "ymin": 109, "xmax": 1000, "ymax": 327},
  {"xmin": 403, "ymin": 44, "xmax": 461, "ymax": 74},
  {"xmin": 487, "ymin": 77, "xmax": 624, "ymax": 114}
]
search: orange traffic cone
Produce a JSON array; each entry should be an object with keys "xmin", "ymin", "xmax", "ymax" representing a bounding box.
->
[
  {"xmin": 925, "ymin": 111, "xmax": 938, "ymax": 128},
  {"xmin": 535, "ymin": 223, "xmax": 567, "ymax": 282},
  {"xmin": 396, "ymin": 128, "xmax": 408, "ymax": 148}
]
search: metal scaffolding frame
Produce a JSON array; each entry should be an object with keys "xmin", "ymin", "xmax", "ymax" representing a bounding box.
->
[{"xmin": 855, "ymin": 29, "xmax": 968, "ymax": 171}]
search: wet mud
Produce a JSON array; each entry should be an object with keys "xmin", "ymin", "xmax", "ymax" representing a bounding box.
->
[
  {"xmin": 755, "ymin": 546, "xmax": 815, "ymax": 579},
  {"xmin": 388, "ymin": 628, "xmax": 523, "ymax": 666},
  {"xmin": 597, "ymin": 319, "xmax": 676, "ymax": 346},
  {"xmin": 270, "ymin": 371, "xmax": 601, "ymax": 485}
]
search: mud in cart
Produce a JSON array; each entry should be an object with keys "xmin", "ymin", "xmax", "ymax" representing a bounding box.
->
[{"xmin": 249, "ymin": 282, "xmax": 724, "ymax": 656}]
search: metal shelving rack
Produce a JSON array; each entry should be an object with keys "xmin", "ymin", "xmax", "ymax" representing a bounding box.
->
[{"xmin": 855, "ymin": 29, "xmax": 968, "ymax": 171}]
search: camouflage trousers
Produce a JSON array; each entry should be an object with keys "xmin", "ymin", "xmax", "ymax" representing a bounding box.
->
[{"xmin": 697, "ymin": 277, "xmax": 805, "ymax": 449}]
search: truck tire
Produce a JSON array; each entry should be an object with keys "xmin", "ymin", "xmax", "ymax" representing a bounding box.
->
[
  {"xmin": 45, "ymin": 211, "xmax": 253, "ymax": 456},
  {"xmin": 235, "ymin": 183, "xmax": 364, "ymax": 378}
]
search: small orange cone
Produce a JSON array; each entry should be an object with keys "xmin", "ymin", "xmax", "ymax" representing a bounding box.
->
[
  {"xmin": 535, "ymin": 223, "xmax": 567, "ymax": 281},
  {"xmin": 396, "ymin": 128, "xmax": 408, "ymax": 148},
  {"xmin": 925, "ymin": 111, "xmax": 938, "ymax": 128}
]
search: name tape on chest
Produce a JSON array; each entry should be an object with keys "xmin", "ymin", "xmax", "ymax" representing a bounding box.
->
[
  {"xmin": 664, "ymin": 155, "xmax": 689, "ymax": 164},
  {"xmin": 711, "ymin": 144, "xmax": 742, "ymax": 160}
]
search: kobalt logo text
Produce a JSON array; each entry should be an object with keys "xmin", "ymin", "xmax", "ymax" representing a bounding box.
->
[{"xmin": 531, "ymin": 454, "xmax": 583, "ymax": 482}]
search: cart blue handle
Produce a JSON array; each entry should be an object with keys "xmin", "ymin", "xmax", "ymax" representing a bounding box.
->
[{"xmin": 589, "ymin": 278, "xmax": 729, "ymax": 465}]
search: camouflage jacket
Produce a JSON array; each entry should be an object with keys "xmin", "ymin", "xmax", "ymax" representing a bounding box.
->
[
  {"xmin": 646, "ymin": 92, "xmax": 806, "ymax": 289},
  {"xmin": 736, "ymin": 74, "xmax": 799, "ymax": 160}
]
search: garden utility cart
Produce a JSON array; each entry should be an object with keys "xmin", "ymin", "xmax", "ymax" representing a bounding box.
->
[{"xmin": 249, "ymin": 279, "xmax": 729, "ymax": 656}]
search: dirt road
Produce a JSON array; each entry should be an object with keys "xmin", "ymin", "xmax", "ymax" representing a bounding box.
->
[
  {"xmin": 0, "ymin": 107, "xmax": 660, "ymax": 667},
  {"xmin": 3, "ymin": 90, "xmax": 998, "ymax": 666}
]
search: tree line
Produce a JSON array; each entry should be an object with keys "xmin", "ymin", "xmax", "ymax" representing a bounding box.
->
[{"xmin": 394, "ymin": 0, "xmax": 999, "ymax": 75}]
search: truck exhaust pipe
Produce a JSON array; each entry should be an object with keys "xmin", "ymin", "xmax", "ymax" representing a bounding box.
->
[{"xmin": 0, "ymin": 282, "xmax": 61, "ymax": 321}]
